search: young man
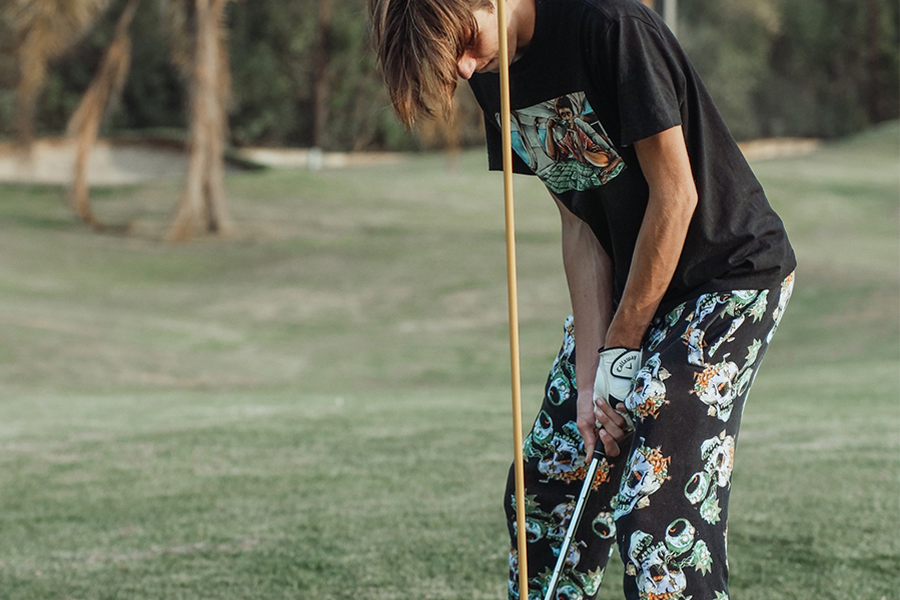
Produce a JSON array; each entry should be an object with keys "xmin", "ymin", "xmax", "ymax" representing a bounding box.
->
[{"xmin": 371, "ymin": 0, "xmax": 796, "ymax": 598}]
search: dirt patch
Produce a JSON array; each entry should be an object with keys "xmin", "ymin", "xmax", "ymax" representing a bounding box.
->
[
  {"xmin": 738, "ymin": 138, "xmax": 821, "ymax": 161},
  {"xmin": 232, "ymin": 146, "xmax": 405, "ymax": 170},
  {"xmin": 0, "ymin": 137, "xmax": 189, "ymax": 186},
  {"xmin": 0, "ymin": 137, "xmax": 405, "ymax": 186}
]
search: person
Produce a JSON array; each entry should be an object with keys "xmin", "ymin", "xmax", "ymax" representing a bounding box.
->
[{"xmin": 370, "ymin": 0, "xmax": 796, "ymax": 598}]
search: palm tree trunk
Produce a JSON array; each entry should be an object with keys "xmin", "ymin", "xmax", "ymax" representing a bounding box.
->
[
  {"xmin": 14, "ymin": 32, "xmax": 45, "ymax": 153},
  {"xmin": 10, "ymin": 0, "xmax": 115, "ymax": 152},
  {"xmin": 67, "ymin": 0, "xmax": 141, "ymax": 229},
  {"xmin": 167, "ymin": 0, "xmax": 233, "ymax": 242}
]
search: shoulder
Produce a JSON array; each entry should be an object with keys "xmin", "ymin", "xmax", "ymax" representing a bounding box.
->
[
  {"xmin": 541, "ymin": 0, "xmax": 668, "ymax": 61},
  {"xmin": 547, "ymin": 0, "xmax": 661, "ymax": 29}
]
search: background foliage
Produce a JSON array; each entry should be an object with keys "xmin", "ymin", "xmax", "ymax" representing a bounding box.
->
[
  {"xmin": 0, "ymin": 0, "xmax": 897, "ymax": 149},
  {"xmin": 679, "ymin": 0, "xmax": 900, "ymax": 140}
]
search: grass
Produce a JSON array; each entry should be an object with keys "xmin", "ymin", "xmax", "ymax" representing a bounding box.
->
[{"xmin": 0, "ymin": 122, "xmax": 898, "ymax": 599}]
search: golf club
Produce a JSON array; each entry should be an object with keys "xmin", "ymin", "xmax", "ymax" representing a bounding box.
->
[{"xmin": 542, "ymin": 447, "xmax": 604, "ymax": 600}]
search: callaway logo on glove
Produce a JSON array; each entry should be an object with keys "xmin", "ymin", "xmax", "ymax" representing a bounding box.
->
[{"xmin": 594, "ymin": 347, "xmax": 641, "ymax": 434}]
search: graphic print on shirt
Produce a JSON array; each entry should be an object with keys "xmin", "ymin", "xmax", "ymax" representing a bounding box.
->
[{"xmin": 496, "ymin": 92, "xmax": 625, "ymax": 194}]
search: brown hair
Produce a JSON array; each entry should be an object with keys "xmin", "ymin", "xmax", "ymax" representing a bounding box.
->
[{"xmin": 370, "ymin": 0, "xmax": 492, "ymax": 127}]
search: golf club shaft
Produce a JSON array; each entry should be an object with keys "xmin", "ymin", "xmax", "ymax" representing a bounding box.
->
[{"xmin": 543, "ymin": 454, "xmax": 601, "ymax": 600}]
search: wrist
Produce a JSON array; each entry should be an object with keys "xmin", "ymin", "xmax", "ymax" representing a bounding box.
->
[{"xmin": 604, "ymin": 323, "xmax": 643, "ymax": 350}]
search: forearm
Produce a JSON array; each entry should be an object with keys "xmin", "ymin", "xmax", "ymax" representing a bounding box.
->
[
  {"xmin": 606, "ymin": 190, "xmax": 696, "ymax": 348},
  {"xmin": 606, "ymin": 126, "xmax": 698, "ymax": 349},
  {"xmin": 554, "ymin": 195, "xmax": 614, "ymax": 393}
]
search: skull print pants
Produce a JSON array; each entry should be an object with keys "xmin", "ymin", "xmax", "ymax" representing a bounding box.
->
[{"xmin": 506, "ymin": 273, "xmax": 794, "ymax": 600}]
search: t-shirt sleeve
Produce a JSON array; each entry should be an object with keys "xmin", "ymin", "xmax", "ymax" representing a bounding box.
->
[
  {"xmin": 484, "ymin": 113, "xmax": 534, "ymax": 175},
  {"xmin": 608, "ymin": 16, "xmax": 686, "ymax": 147}
]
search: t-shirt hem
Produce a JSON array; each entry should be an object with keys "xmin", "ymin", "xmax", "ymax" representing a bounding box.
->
[{"xmin": 655, "ymin": 262, "xmax": 797, "ymax": 316}]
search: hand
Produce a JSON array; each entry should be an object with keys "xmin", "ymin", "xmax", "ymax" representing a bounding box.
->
[
  {"xmin": 592, "ymin": 396, "xmax": 631, "ymax": 457},
  {"xmin": 576, "ymin": 389, "xmax": 600, "ymax": 461},
  {"xmin": 591, "ymin": 348, "xmax": 641, "ymax": 457},
  {"xmin": 579, "ymin": 389, "xmax": 630, "ymax": 459}
]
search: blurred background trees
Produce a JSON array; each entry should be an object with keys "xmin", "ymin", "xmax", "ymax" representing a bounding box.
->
[
  {"xmin": 0, "ymin": 0, "xmax": 113, "ymax": 148},
  {"xmin": 0, "ymin": 0, "xmax": 897, "ymax": 151},
  {"xmin": 1, "ymin": 0, "xmax": 236, "ymax": 239},
  {"xmin": 678, "ymin": 0, "xmax": 899, "ymax": 140}
]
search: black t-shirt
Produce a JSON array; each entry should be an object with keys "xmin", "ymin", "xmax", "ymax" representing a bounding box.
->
[{"xmin": 468, "ymin": 0, "xmax": 796, "ymax": 313}]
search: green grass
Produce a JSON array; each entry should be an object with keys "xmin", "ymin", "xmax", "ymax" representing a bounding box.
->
[{"xmin": 0, "ymin": 122, "xmax": 898, "ymax": 599}]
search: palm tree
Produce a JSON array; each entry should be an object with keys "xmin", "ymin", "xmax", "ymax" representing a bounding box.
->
[
  {"xmin": 66, "ymin": 0, "xmax": 141, "ymax": 229},
  {"xmin": 3, "ymin": 0, "xmax": 113, "ymax": 150},
  {"xmin": 8, "ymin": 0, "xmax": 235, "ymax": 239},
  {"xmin": 69, "ymin": 0, "xmax": 235, "ymax": 238},
  {"xmin": 165, "ymin": 0, "xmax": 234, "ymax": 241}
]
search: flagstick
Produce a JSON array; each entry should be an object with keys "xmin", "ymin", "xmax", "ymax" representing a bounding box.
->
[{"xmin": 496, "ymin": 0, "xmax": 529, "ymax": 596}]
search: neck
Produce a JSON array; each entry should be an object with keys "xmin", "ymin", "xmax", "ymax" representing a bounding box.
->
[{"xmin": 505, "ymin": 0, "xmax": 536, "ymax": 58}]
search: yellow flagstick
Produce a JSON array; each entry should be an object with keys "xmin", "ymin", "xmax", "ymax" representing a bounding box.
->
[{"xmin": 495, "ymin": 0, "xmax": 529, "ymax": 595}]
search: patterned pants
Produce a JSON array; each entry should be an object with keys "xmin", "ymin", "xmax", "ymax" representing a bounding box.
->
[{"xmin": 506, "ymin": 274, "xmax": 794, "ymax": 600}]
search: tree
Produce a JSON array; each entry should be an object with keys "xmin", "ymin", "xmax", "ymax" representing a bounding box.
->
[
  {"xmin": 56, "ymin": 0, "xmax": 235, "ymax": 238},
  {"xmin": 165, "ymin": 0, "xmax": 234, "ymax": 241},
  {"xmin": 2, "ymin": 0, "xmax": 113, "ymax": 149},
  {"xmin": 66, "ymin": 0, "xmax": 140, "ymax": 229},
  {"xmin": 759, "ymin": 0, "xmax": 899, "ymax": 138},
  {"xmin": 678, "ymin": 0, "xmax": 782, "ymax": 140}
]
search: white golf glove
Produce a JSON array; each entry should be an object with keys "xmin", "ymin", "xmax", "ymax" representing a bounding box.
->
[{"xmin": 594, "ymin": 347, "xmax": 641, "ymax": 433}]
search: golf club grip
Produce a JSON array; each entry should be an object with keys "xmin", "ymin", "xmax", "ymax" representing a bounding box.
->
[{"xmin": 542, "ymin": 456, "xmax": 600, "ymax": 600}]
